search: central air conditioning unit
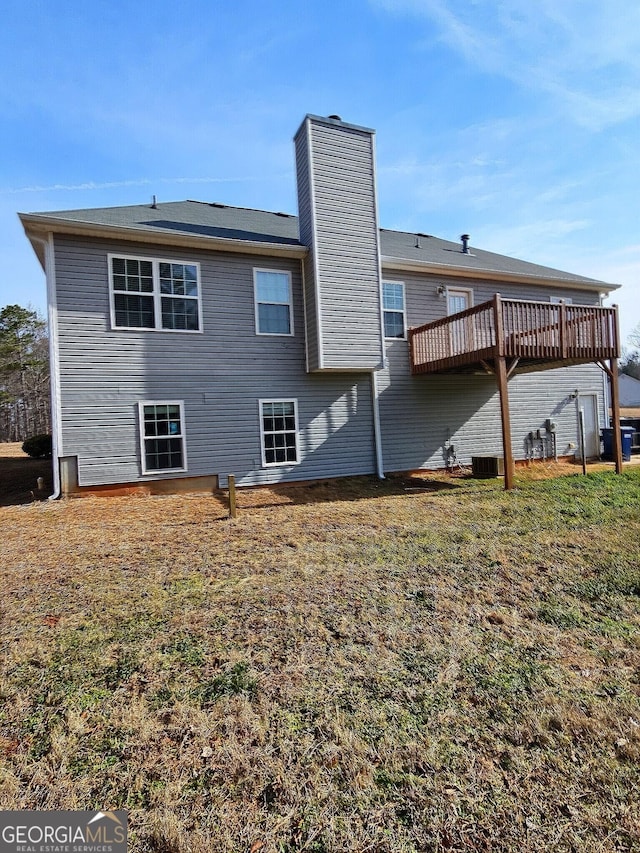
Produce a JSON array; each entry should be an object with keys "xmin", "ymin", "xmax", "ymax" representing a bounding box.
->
[{"xmin": 471, "ymin": 455, "xmax": 504, "ymax": 478}]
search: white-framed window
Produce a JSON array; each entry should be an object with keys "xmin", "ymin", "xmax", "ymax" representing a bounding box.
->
[
  {"xmin": 382, "ymin": 280, "xmax": 406, "ymax": 339},
  {"xmin": 259, "ymin": 399, "xmax": 299, "ymax": 466},
  {"xmin": 254, "ymin": 269, "xmax": 293, "ymax": 335},
  {"xmin": 550, "ymin": 296, "xmax": 573, "ymax": 304},
  {"xmin": 110, "ymin": 255, "xmax": 202, "ymax": 332},
  {"xmin": 138, "ymin": 401, "xmax": 187, "ymax": 474},
  {"xmin": 447, "ymin": 287, "xmax": 473, "ymax": 315}
]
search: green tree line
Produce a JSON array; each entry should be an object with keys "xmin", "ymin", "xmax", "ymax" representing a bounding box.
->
[{"xmin": 0, "ymin": 304, "xmax": 50, "ymax": 442}]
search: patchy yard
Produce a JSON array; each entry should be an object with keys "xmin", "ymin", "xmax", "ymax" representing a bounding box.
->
[{"xmin": 0, "ymin": 464, "xmax": 639, "ymax": 852}]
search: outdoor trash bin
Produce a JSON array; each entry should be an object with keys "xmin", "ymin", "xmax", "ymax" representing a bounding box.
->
[{"xmin": 601, "ymin": 427, "xmax": 634, "ymax": 461}]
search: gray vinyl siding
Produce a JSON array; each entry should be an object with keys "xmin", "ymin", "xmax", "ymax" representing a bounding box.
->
[
  {"xmin": 53, "ymin": 234, "xmax": 376, "ymax": 487},
  {"xmin": 378, "ymin": 349, "xmax": 604, "ymax": 471},
  {"xmin": 295, "ymin": 117, "xmax": 383, "ymax": 371},
  {"xmin": 377, "ymin": 267, "xmax": 606, "ymax": 471},
  {"xmin": 295, "ymin": 132, "xmax": 320, "ymax": 371},
  {"xmin": 51, "ymin": 233, "xmax": 608, "ymax": 489},
  {"xmin": 394, "ymin": 270, "xmax": 602, "ymax": 331}
]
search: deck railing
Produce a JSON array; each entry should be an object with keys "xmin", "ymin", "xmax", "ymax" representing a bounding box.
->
[{"xmin": 409, "ymin": 296, "xmax": 619, "ymax": 374}]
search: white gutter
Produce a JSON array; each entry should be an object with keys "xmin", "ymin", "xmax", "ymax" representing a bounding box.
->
[
  {"xmin": 370, "ymin": 370, "xmax": 385, "ymax": 479},
  {"xmin": 381, "ymin": 255, "xmax": 621, "ymax": 294},
  {"xmin": 30, "ymin": 233, "xmax": 62, "ymax": 500}
]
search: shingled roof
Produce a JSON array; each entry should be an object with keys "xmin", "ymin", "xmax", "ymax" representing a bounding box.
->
[{"xmin": 20, "ymin": 199, "xmax": 616, "ymax": 291}]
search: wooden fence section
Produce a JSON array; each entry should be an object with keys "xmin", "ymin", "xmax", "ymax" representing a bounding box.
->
[{"xmin": 409, "ymin": 296, "xmax": 619, "ymax": 375}]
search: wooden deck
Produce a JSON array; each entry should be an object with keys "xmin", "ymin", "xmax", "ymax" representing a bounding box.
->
[{"xmin": 409, "ymin": 295, "xmax": 619, "ymax": 375}]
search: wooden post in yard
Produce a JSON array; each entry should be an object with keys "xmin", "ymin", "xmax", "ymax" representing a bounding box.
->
[
  {"xmin": 493, "ymin": 293, "xmax": 515, "ymax": 491},
  {"xmin": 228, "ymin": 474, "xmax": 237, "ymax": 518},
  {"xmin": 496, "ymin": 355, "xmax": 515, "ymax": 491}
]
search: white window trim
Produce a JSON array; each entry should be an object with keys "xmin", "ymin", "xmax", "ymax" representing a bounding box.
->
[
  {"xmin": 253, "ymin": 268, "xmax": 294, "ymax": 336},
  {"xmin": 550, "ymin": 296, "xmax": 573, "ymax": 304},
  {"xmin": 446, "ymin": 286, "xmax": 474, "ymax": 315},
  {"xmin": 138, "ymin": 400, "xmax": 188, "ymax": 475},
  {"xmin": 109, "ymin": 254, "xmax": 203, "ymax": 333},
  {"xmin": 382, "ymin": 279, "xmax": 407, "ymax": 340},
  {"xmin": 259, "ymin": 398, "xmax": 300, "ymax": 467}
]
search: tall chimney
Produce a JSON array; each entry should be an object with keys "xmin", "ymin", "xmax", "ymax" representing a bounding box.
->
[{"xmin": 294, "ymin": 115, "xmax": 384, "ymax": 372}]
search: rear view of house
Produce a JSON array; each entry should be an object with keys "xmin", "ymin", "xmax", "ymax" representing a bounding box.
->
[{"xmin": 20, "ymin": 114, "xmax": 623, "ymax": 496}]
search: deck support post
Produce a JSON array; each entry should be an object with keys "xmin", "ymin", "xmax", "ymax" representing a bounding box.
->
[
  {"xmin": 496, "ymin": 356, "xmax": 515, "ymax": 490},
  {"xmin": 609, "ymin": 358, "xmax": 623, "ymax": 474},
  {"xmin": 609, "ymin": 306, "xmax": 623, "ymax": 474},
  {"xmin": 596, "ymin": 357, "xmax": 623, "ymax": 475}
]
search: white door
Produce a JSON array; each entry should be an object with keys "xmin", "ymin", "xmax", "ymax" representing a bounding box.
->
[
  {"xmin": 447, "ymin": 289, "xmax": 472, "ymax": 355},
  {"xmin": 579, "ymin": 394, "xmax": 600, "ymax": 459},
  {"xmin": 447, "ymin": 289, "xmax": 471, "ymax": 315}
]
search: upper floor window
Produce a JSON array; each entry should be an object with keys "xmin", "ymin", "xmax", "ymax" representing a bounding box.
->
[
  {"xmin": 254, "ymin": 269, "xmax": 293, "ymax": 335},
  {"xmin": 138, "ymin": 401, "xmax": 187, "ymax": 474},
  {"xmin": 550, "ymin": 296, "xmax": 573, "ymax": 304},
  {"xmin": 382, "ymin": 281, "xmax": 406, "ymax": 339},
  {"xmin": 110, "ymin": 256, "xmax": 201, "ymax": 332}
]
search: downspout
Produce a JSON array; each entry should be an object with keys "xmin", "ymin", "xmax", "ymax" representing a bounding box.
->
[
  {"xmin": 31, "ymin": 233, "xmax": 62, "ymax": 500},
  {"xmin": 371, "ymin": 370, "xmax": 385, "ymax": 479}
]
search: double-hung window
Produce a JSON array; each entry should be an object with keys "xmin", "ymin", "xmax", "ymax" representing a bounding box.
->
[
  {"xmin": 254, "ymin": 269, "xmax": 293, "ymax": 335},
  {"xmin": 139, "ymin": 401, "xmax": 187, "ymax": 474},
  {"xmin": 382, "ymin": 281, "xmax": 406, "ymax": 339},
  {"xmin": 260, "ymin": 400, "xmax": 299, "ymax": 466},
  {"xmin": 110, "ymin": 256, "xmax": 201, "ymax": 331}
]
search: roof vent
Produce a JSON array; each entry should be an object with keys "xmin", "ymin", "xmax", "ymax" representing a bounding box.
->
[
  {"xmin": 328, "ymin": 114, "xmax": 342, "ymax": 121},
  {"xmin": 151, "ymin": 195, "xmax": 158, "ymax": 209},
  {"xmin": 461, "ymin": 234, "xmax": 470, "ymax": 254}
]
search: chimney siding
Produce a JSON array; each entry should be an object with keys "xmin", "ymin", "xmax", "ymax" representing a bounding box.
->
[{"xmin": 295, "ymin": 115, "xmax": 384, "ymax": 372}]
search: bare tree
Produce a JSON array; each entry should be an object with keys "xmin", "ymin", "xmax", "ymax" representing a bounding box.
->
[
  {"xmin": 628, "ymin": 322, "xmax": 640, "ymax": 350},
  {"xmin": 0, "ymin": 305, "xmax": 50, "ymax": 442}
]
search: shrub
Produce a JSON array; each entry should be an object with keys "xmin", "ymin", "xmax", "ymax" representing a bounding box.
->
[{"xmin": 22, "ymin": 434, "xmax": 52, "ymax": 459}]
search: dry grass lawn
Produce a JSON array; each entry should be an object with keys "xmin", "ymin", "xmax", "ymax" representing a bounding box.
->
[{"xmin": 0, "ymin": 448, "xmax": 639, "ymax": 852}]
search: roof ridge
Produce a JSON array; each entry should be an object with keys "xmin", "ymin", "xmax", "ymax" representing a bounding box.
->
[{"xmin": 184, "ymin": 199, "xmax": 296, "ymax": 217}]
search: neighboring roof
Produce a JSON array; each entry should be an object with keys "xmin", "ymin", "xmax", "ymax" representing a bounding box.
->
[
  {"xmin": 20, "ymin": 199, "xmax": 618, "ymax": 292},
  {"xmin": 620, "ymin": 373, "xmax": 640, "ymax": 407}
]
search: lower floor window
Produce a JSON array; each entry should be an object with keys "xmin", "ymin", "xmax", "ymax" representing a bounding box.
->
[
  {"xmin": 260, "ymin": 399, "xmax": 299, "ymax": 465},
  {"xmin": 139, "ymin": 401, "xmax": 186, "ymax": 473}
]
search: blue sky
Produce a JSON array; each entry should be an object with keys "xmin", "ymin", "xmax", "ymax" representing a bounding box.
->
[{"xmin": 1, "ymin": 0, "xmax": 638, "ymax": 348}]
